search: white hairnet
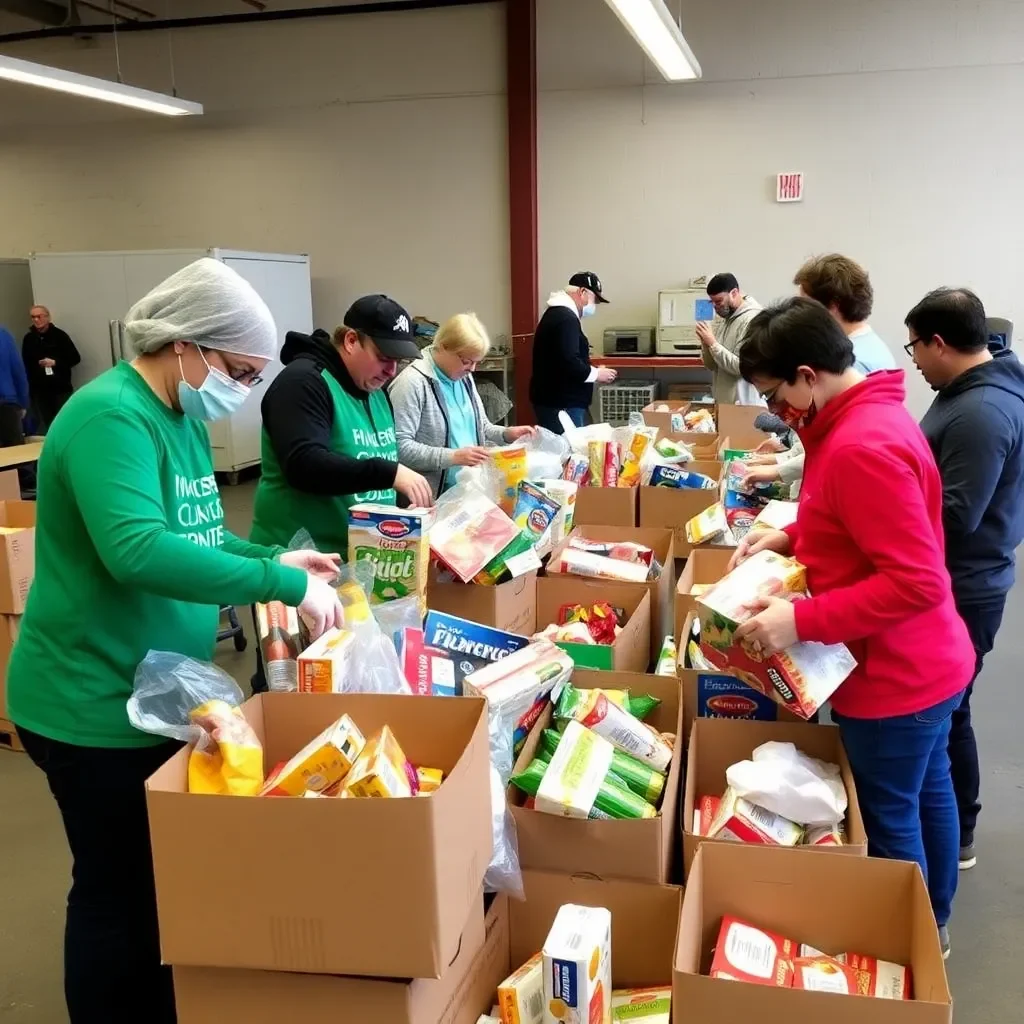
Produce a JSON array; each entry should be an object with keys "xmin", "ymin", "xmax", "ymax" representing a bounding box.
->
[{"xmin": 123, "ymin": 257, "xmax": 279, "ymax": 360}]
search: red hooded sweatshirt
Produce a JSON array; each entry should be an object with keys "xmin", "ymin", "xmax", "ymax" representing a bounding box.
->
[{"xmin": 787, "ymin": 370, "xmax": 973, "ymax": 718}]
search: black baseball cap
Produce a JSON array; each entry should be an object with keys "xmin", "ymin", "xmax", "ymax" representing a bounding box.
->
[
  {"xmin": 569, "ymin": 271, "xmax": 609, "ymax": 303},
  {"xmin": 343, "ymin": 294, "xmax": 420, "ymax": 360}
]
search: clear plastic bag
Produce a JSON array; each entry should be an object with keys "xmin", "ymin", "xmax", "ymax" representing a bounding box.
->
[{"xmin": 372, "ymin": 594, "xmax": 423, "ymax": 656}]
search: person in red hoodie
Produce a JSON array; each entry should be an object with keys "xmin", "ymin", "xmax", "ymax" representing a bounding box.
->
[{"xmin": 729, "ymin": 297, "xmax": 973, "ymax": 956}]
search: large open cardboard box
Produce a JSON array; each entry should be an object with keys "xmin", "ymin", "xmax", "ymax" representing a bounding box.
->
[
  {"xmin": 573, "ymin": 484, "xmax": 637, "ymax": 527},
  {"xmin": 508, "ymin": 669, "xmax": 683, "ymax": 882},
  {"xmin": 535, "ymin": 576, "xmax": 651, "ymax": 672},
  {"xmin": 639, "ymin": 461, "xmax": 723, "ymax": 557},
  {"xmin": 716, "ymin": 402, "xmax": 768, "ymax": 440},
  {"xmin": 0, "ymin": 613, "xmax": 20, "ymax": 716},
  {"xmin": 675, "ymin": 843, "xmax": 953, "ymax": 1023},
  {"xmin": 675, "ymin": 547, "xmax": 734, "ymax": 641},
  {"xmin": 550, "ymin": 525, "xmax": 675, "ymax": 659},
  {"xmin": 427, "ymin": 566, "xmax": 538, "ymax": 635},
  {"xmin": 0, "ymin": 500, "xmax": 34, "ymax": 614},
  {"xmin": 147, "ymin": 692, "xmax": 492, "ymax": 979},
  {"xmin": 682, "ymin": 717, "xmax": 867, "ymax": 876}
]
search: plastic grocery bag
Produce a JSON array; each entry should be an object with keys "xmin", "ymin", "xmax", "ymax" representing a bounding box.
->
[
  {"xmin": 127, "ymin": 651, "xmax": 263, "ymax": 796},
  {"xmin": 726, "ymin": 741, "xmax": 847, "ymax": 826}
]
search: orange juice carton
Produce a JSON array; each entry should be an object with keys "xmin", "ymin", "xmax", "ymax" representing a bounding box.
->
[
  {"xmin": 498, "ymin": 952, "xmax": 544, "ymax": 1024},
  {"xmin": 845, "ymin": 953, "xmax": 912, "ymax": 1000},
  {"xmin": 415, "ymin": 766, "xmax": 444, "ymax": 795},
  {"xmin": 791, "ymin": 956, "xmax": 862, "ymax": 994},
  {"xmin": 343, "ymin": 725, "xmax": 415, "ymax": 798},
  {"xmin": 259, "ymin": 714, "xmax": 365, "ymax": 797},
  {"xmin": 693, "ymin": 794, "xmax": 721, "ymax": 836},
  {"xmin": 296, "ymin": 627, "xmax": 355, "ymax": 693},
  {"xmin": 709, "ymin": 916, "xmax": 796, "ymax": 987},
  {"xmin": 611, "ymin": 986, "xmax": 671, "ymax": 1022},
  {"xmin": 707, "ymin": 787, "xmax": 804, "ymax": 846},
  {"xmin": 542, "ymin": 903, "xmax": 612, "ymax": 1024}
]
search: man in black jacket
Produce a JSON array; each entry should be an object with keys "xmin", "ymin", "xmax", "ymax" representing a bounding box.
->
[
  {"xmin": 529, "ymin": 271, "xmax": 617, "ymax": 433},
  {"xmin": 22, "ymin": 305, "xmax": 80, "ymax": 431},
  {"xmin": 908, "ymin": 287, "xmax": 1024, "ymax": 871}
]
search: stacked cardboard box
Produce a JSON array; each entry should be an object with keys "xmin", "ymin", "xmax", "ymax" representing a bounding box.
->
[{"xmin": 0, "ymin": 486, "xmax": 34, "ymax": 751}]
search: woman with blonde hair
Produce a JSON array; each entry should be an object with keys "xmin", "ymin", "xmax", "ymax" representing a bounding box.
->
[{"xmin": 390, "ymin": 312, "xmax": 536, "ymax": 497}]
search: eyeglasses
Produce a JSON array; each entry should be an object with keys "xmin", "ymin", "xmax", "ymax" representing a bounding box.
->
[
  {"xmin": 904, "ymin": 337, "xmax": 926, "ymax": 358},
  {"xmin": 200, "ymin": 346, "xmax": 263, "ymax": 387}
]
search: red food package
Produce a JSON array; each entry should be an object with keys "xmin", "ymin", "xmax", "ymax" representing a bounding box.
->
[
  {"xmin": 845, "ymin": 954, "xmax": 912, "ymax": 1000},
  {"xmin": 709, "ymin": 916, "xmax": 796, "ymax": 987},
  {"xmin": 603, "ymin": 440, "xmax": 620, "ymax": 486},
  {"xmin": 557, "ymin": 601, "xmax": 621, "ymax": 644},
  {"xmin": 791, "ymin": 956, "xmax": 862, "ymax": 995},
  {"xmin": 569, "ymin": 536, "xmax": 654, "ymax": 567}
]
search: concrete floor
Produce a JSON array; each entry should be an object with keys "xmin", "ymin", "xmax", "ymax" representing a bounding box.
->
[{"xmin": 1, "ymin": 480, "xmax": 1021, "ymax": 1021}]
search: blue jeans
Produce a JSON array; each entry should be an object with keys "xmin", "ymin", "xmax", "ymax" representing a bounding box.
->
[
  {"xmin": 833, "ymin": 691, "xmax": 963, "ymax": 926},
  {"xmin": 533, "ymin": 405, "xmax": 585, "ymax": 434}
]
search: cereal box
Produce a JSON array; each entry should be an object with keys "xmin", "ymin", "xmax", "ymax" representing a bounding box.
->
[
  {"xmin": 498, "ymin": 952, "xmax": 545, "ymax": 1024},
  {"xmin": 259, "ymin": 714, "xmax": 365, "ymax": 797},
  {"xmin": 343, "ymin": 725, "xmax": 414, "ymax": 799},
  {"xmin": 611, "ymin": 987, "xmax": 670, "ymax": 1023},
  {"xmin": 693, "ymin": 794, "xmax": 721, "ymax": 836},
  {"xmin": 706, "ymin": 787, "xmax": 804, "ymax": 846},
  {"xmin": 542, "ymin": 903, "xmax": 612, "ymax": 1024},
  {"xmin": 709, "ymin": 916, "xmax": 796, "ymax": 987},
  {"xmin": 845, "ymin": 953, "xmax": 912, "ymax": 1000},
  {"xmin": 685, "ymin": 503, "xmax": 731, "ymax": 546},
  {"xmin": 296, "ymin": 627, "xmax": 355, "ymax": 693},
  {"xmin": 348, "ymin": 504, "xmax": 431, "ymax": 610},
  {"xmin": 791, "ymin": 956, "xmax": 861, "ymax": 994}
]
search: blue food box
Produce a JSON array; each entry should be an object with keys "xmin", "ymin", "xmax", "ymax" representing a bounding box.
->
[
  {"xmin": 696, "ymin": 672, "xmax": 779, "ymax": 721},
  {"xmin": 422, "ymin": 611, "xmax": 530, "ymax": 693}
]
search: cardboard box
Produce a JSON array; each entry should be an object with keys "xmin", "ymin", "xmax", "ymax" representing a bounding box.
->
[
  {"xmin": 427, "ymin": 567, "xmax": 538, "ymax": 635},
  {"xmin": 674, "ymin": 548, "xmax": 734, "ymax": 641},
  {"xmin": 0, "ymin": 613, "xmax": 20, "ymax": 716},
  {"xmin": 717, "ymin": 432, "xmax": 769, "ymax": 458},
  {"xmin": 535, "ymin": 576, "xmax": 652, "ymax": 673},
  {"xmin": 716, "ymin": 403, "xmax": 768, "ymax": 441},
  {"xmin": 574, "ymin": 484, "xmax": 637, "ymax": 528},
  {"xmin": 682, "ymin": 717, "xmax": 867, "ymax": 876},
  {"xmin": 674, "ymin": 843, "xmax": 953, "ymax": 1023},
  {"xmin": 639, "ymin": 462, "xmax": 723, "ymax": 557},
  {"xmin": 175, "ymin": 892, "xmax": 509, "ymax": 1024},
  {"xmin": 509, "ymin": 669, "xmax": 683, "ymax": 882},
  {"xmin": 147, "ymin": 692, "xmax": 493, "ymax": 978},
  {"xmin": 550, "ymin": 525, "xmax": 676, "ymax": 659},
  {"xmin": 0, "ymin": 501, "xmax": 35, "ymax": 614},
  {"xmin": 0, "ymin": 470, "xmax": 19, "ymax": 500}
]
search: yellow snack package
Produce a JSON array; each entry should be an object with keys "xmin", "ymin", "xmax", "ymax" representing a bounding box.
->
[
  {"xmin": 259, "ymin": 714, "xmax": 365, "ymax": 797},
  {"xmin": 492, "ymin": 446, "xmax": 528, "ymax": 515},
  {"xmin": 685, "ymin": 503, "xmax": 730, "ymax": 545},
  {"xmin": 416, "ymin": 766, "xmax": 444, "ymax": 795},
  {"xmin": 297, "ymin": 627, "xmax": 355, "ymax": 693},
  {"xmin": 344, "ymin": 725, "xmax": 414, "ymax": 798},
  {"xmin": 187, "ymin": 699, "xmax": 264, "ymax": 797},
  {"xmin": 618, "ymin": 426, "xmax": 657, "ymax": 487},
  {"xmin": 498, "ymin": 952, "xmax": 544, "ymax": 1023}
]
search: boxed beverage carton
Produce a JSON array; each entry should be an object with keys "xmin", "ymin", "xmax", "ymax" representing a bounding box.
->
[
  {"xmin": 674, "ymin": 548, "xmax": 734, "ymax": 640},
  {"xmin": 509, "ymin": 670, "xmax": 683, "ymax": 883},
  {"xmin": 348, "ymin": 504, "xmax": 431, "ymax": 609},
  {"xmin": 146, "ymin": 692, "xmax": 492, "ymax": 978},
  {"xmin": 0, "ymin": 500, "xmax": 35, "ymax": 614},
  {"xmin": 259, "ymin": 713, "xmax": 365, "ymax": 796},
  {"xmin": 682, "ymin": 717, "xmax": 867, "ymax": 875},
  {"xmin": 674, "ymin": 843, "xmax": 952, "ymax": 1023},
  {"xmin": 639, "ymin": 461, "xmax": 723, "ymax": 557},
  {"xmin": 296, "ymin": 627, "xmax": 355, "ymax": 694},
  {"xmin": 573, "ymin": 484, "xmax": 637, "ymax": 528},
  {"xmin": 428, "ymin": 565, "xmax": 539, "ymax": 635},
  {"xmin": 542, "ymin": 903, "xmax": 612, "ymax": 1024}
]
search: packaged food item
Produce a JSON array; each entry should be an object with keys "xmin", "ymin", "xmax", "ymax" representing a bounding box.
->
[
  {"xmin": 556, "ymin": 601, "xmax": 622, "ymax": 645},
  {"xmin": 542, "ymin": 904, "xmax": 612, "ymax": 1024},
  {"xmin": 254, "ymin": 601, "xmax": 301, "ymax": 693},
  {"xmin": 474, "ymin": 531, "xmax": 543, "ymax": 586},
  {"xmin": 685, "ymin": 503, "xmax": 732, "ymax": 546},
  {"xmin": 653, "ymin": 437, "xmax": 692, "ymax": 460},
  {"xmin": 654, "ymin": 635, "xmax": 677, "ymax": 676},
  {"xmin": 693, "ymin": 794, "xmax": 721, "ymax": 836},
  {"xmin": 538, "ymin": 727, "xmax": 665, "ymax": 804},
  {"xmin": 550, "ymin": 549, "xmax": 650, "ymax": 584},
  {"xmin": 535, "ymin": 620, "xmax": 598, "ymax": 645},
  {"xmin": 477, "ymin": 1016, "xmax": 501, "ymax": 1024},
  {"xmin": 533, "ymin": 720, "xmax": 615, "ymax": 819},
  {"xmin": 725, "ymin": 459, "xmax": 788, "ymax": 501},
  {"xmin": 259, "ymin": 714, "xmax": 365, "ymax": 797},
  {"xmin": 430, "ymin": 488, "xmax": 523, "ymax": 582},
  {"xmin": 423, "ymin": 611, "xmax": 530, "ymax": 692},
  {"xmin": 649, "ymin": 465, "xmax": 717, "ymax": 489},
  {"xmin": 555, "ymin": 686, "xmax": 672, "ymax": 772},
  {"xmin": 348, "ymin": 504, "xmax": 431, "ymax": 610},
  {"xmin": 587, "ymin": 440, "xmax": 608, "ymax": 488},
  {"xmin": 567, "ymin": 536, "xmax": 654, "ymax": 567},
  {"xmin": 725, "ymin": 506, "xmax": 757, "ymax": 542},
  {"xmin": 803, "ymin": 824, "xmax": 844, "ymax": 846},
  {"xmin": 187, "ymin": 699, "xmax": 264, "ymax": 796},
  {"xmin": 611, "ymin": 987, "xmax": 671, "ymax": 1023},
  {"xmin": 343, "ymin": 725, "xmax": 414, "ymax": 798},
  {"xmin": 513, "ymin": 693, "xmax": 551, "ymax": 755},
  {"xmin": 706, "ymin": 786, "xmax": 804, "ymax": 845},
  {"xmin": 497, "ymin": 952, "xmax": 545, "ymax": 1024},
  {"xmin": 603, "ymin": 440, "xmax": 619, "ymax": 487},
  {"xmin": 537, "ymin": 479, "xmax": 578, "ymax": 545},
  {"xmin": 709, "ymin": 917, "xmax": 796, "ymax": 987},
  {"xmin": 562, "ymin": 453, "xmax": 590, "ymax": 485},
  {"xmin": 513, "ymin": 481, "xmax": 563, "ymax": 543},
  {"xmin": 415, "ymin": 766, "xmax": 444, "ymax": 794},
  {"xmin": 845, "ymin": 953, "xmax": 912, "ymax": 1000},
  {"xmin": 296, "ymin": 627, "xmax": 355, "ymax": 693},
  {"xmin": 493, "ymin": 446, "xmax": 529, "ymax": 514},
  {"xmin": 751, "ymin": 499, "xmax": 799, "ymax": 532},
  {"xmin": 791, "ymin": 956, "xmax": 862, "ymax": 994},
  {"xmin": 399, "ymin": 627, "xmax": 457, "ymax": 696},
  {"xmin": 684, "ymin": 408, "xmax": 715, "ymax": 432},
  {"xmin": 618, "ymin": 425, "xmax": 657, "ymax": 487}
]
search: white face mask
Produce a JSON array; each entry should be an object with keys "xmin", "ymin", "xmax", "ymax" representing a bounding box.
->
[{"xmin": 177, "ymin": 345, "xmax": 250, "ymax": 422}]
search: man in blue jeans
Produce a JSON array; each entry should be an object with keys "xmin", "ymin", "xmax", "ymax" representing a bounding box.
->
[
  {"xmin": 529, "ymin": 271, "xmax": 617, "ymax": 433},
  {"xmin": 908, "ymin": 287, "xmax": 1024, "ymax": 872}
]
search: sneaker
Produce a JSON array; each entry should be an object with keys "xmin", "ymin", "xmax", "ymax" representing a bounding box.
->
[
  {"xmin": 959, "ymin": 844, "xmax": 977, "ymax": 870},
  {"xmin": 938, "ymin": 925, "xmax": 951, "ymax": 960}
]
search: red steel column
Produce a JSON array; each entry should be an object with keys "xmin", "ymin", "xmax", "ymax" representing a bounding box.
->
[{"xmin": 506, "ymin": 0, "xmax": 538, "ymax": 418}]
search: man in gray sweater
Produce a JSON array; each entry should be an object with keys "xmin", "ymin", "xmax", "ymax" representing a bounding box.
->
[{"xmin": 696, "ymin": 273, "xmax": 762, "ymax": 403}]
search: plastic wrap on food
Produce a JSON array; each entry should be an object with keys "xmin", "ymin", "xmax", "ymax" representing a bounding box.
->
[{"xmin": 430, "ymin": 483, "xmax": 523, "ymax": 582}]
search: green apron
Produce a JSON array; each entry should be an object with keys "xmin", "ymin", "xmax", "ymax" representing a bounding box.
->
[{"xmin": 250, "ymin": 369, "xmax": 398, "ymax": 554}]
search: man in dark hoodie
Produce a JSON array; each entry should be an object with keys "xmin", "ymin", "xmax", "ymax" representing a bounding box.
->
[
  {"xmin": 908, "ymin": 287, "xmax": 1024, "ymax": 872},
  {"xmin": 250, "ymin": 294, "xmax": 432, "ymax": 556}
]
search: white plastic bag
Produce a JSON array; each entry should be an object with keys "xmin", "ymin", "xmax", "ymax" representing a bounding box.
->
[{"xmin": 726, "ymin": 741, "xmax": 847, "ymax": 826}]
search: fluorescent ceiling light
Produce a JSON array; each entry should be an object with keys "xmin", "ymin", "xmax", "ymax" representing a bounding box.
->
[
  {"xmin": 604, "ymin": 0, "xmax": 702, "ymax": 81},
  {"xmin": 0, "ymin": 54, "xmax": 202, "ymax": 116}
]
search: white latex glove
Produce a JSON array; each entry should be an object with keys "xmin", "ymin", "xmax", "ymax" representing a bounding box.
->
[{"xmin": 298, "ymin": 573, "xmax": 344, "ymax": 641}]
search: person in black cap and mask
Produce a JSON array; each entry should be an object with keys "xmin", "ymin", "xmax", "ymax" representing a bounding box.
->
[
  {"xmin": 529, "ymin": 271, "xmax": 617, "ymax": 433},
  {"xmin": 250, "ymin": 294, "xmax": 433, "ymax": 559}
]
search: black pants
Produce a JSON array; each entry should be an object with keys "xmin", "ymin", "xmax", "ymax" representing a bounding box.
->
[
  {"xmin": 949, "ymin": 595, "xmax": 1006, "ymax": 846},
  {"xmin": 533, "ymin": 404, "xmax": 586, "ymax": 435},
  {"xmin": 34, "ymin": 388, "xmax": 72, "ymax": 432},
  {"xmin": 18, "ymin": 727, "xmax": 181, "ymax": 1024},
  {"xmin": 0, "ymin": 401, "xmax": 34, "ymax": 491}
]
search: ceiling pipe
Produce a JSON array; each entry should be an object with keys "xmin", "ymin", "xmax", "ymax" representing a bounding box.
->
[
  {"xmin": 0, "ymin": 0, "xmax": 79, "ymax": 26},
  {"xmin": 0, "ymin": 0, "xmax": 494, "ymax": 44}
]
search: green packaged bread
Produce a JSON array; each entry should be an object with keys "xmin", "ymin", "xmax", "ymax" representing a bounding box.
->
[
  {"xmin": 555, "ymin": 683, "xmax": 660, "ymax": 723},
  {"xmin": 510, "ymin": 757, "xmax": 657, "ymax": 820},
  {"xmin": 538, "ymin": 727, "xmax": 665, "ymax": 805}
]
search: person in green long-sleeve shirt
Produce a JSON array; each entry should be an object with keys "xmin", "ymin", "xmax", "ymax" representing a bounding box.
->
[{"xmin": 5, "ymin": 258, "xmax": 343, "ymax": 1024}]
